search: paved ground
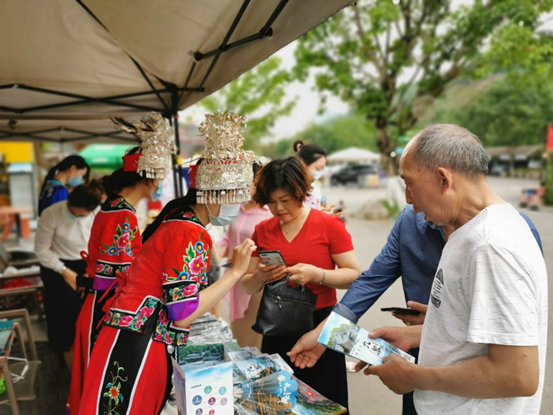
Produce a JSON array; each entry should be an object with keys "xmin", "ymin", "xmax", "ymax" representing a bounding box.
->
[{"xmin": 2, "ymin": 177, "xmax": 551, "ymax": 414}]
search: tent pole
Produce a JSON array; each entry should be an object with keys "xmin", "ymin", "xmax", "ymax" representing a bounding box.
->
[
  {"xmin": 130, "ymin": 58, "xmax": 172, "ymax": 114},
  {"xmin": 168, "ymin": 116, "xmax": 180, "ymax": 198},
  {"xmin": 15, "ymin": 85, "xmax": 162, "ymax": 113},
  {"xmin": 197, "ymin": 0, "xmax": 252, "ymax": 90},
  {"xmin": 173, "ymin": 114, "xmax": 184, "ymax": 198}
]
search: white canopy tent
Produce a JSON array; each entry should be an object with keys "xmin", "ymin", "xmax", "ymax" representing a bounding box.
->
[
  {"xmin": 0, "ymin": 0, "xmax": 354, "ymax": 195},
  {"xmin": 327, "ymin": 147, "xmax": 380, "ymax": 164}
]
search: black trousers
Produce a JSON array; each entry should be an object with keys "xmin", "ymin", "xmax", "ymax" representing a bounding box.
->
[
  {"xmin": 40, "ymin": 259, "xmax": 86, "ymax": 352},
  {"xmin": 261, "ymin": 306, "xmax": 349, "ymax": 412},
  {"xmin": 402, "ymin": 348, "xmax": 419, "ymax": 415}
]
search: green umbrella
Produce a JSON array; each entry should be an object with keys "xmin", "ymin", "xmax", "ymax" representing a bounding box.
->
[{"xmin": 80, "ymin": 144, "xmax": 133, "ymax": 170}]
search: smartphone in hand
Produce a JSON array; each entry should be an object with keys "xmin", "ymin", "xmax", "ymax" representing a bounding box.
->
[
  {"xmin": 259, "ymin": 250, "xmax": 287, "ymax": 267},
  {"xmin": 381, "ymin": 307, "xmax": 421, "ymax": 316}
]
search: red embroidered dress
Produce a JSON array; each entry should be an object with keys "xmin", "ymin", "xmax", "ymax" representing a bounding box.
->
[
  {"xmin": 67, "ymin": 197, "xmax": 141, "ymax": 415},
  {"xmin": 79, "ymin": 207, "xmax": 211, "ymax": 414}
]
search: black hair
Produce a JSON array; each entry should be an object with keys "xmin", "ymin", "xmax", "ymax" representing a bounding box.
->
[
  {"xmin": 253, "ymin": 157, "xmax": 313, "ymax": 206},
  {"xmin": 102, "ymin": 147, "xmax": 149, "ymax": 198},
  {"xmin": 293, "ymin": 140, "xmax": 327, "ymax": 166},
  {"xmin": 67, "ymin": 182, "xmax": 103, "ymax": 212},
  {"xmin": 40, "ymin": 155, "xmax": 89, "ymax": 194},
  {"xmin": 142, "ymin": 159, "xmax": 206, "ymax": 243},
  {"xmin": 142, "ymin": 188, "xmax": 198, "ymax": 243},
  {"xmin": 253, "ymin": 161, "xmax": 263, "ymax": 176}
]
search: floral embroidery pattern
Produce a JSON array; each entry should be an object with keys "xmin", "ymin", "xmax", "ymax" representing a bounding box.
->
[
  {"xmin": 100, "ymin": 214, "xmax": 138, "ymax": 257},
  {"xmin": 165, "ymin": 230, "xmax": 210, "ymax": 285},
  {"xmin": 109, "ymin": 197, "xmax": 133, "ymax": 211},
  {"xmin": 153, "ymin": 308, "xmax": 190, "ymax": 346},
  {"xmin": 95, "ymin": 261, "xmax": 129, "ymax": 278},
  {"xmin": 104, "ymin": 298, "xmax": 158, "ymax": 332},
  {"xmin": 102, "ymin": 361, "xmax": 128, "ymax": 415}
]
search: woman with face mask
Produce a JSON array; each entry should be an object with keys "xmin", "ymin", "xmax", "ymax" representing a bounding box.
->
[
  {"xmin": 34, "ymin": 182, "xmax": 103, "ymax": 371},
  {"xmin": 66, "ymin": 116, "xmax": 174, "ymax": 415},
  {"xmin": 78, "ymin": 111, "xmax": 257, "ymax": 414},
  {"xmin": 38, "ymin": 155, "xmax": 90, "ymax": 216},
  {"xmin": 219, "ymin": 162, "xmax": 272, "ymax": 348},
  {"xmin": 294, "ymin": 140, "xmax": 328, "ymax": 211},
  {"xmin": 242, "ymin": 157, "xmax": 361, "ymax": 411}
]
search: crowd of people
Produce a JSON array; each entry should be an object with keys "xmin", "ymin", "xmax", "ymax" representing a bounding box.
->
[{"xmin": 33, "ymin": 111, "xmax": 547, "ymax": 415}]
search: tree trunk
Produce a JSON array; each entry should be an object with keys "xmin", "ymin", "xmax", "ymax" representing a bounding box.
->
[{"xmin": 376, "ymin": 125, "xmax": 399, "ymax": 176}]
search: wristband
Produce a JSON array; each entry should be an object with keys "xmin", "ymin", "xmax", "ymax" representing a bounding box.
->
[{"xmin": 318, "ymin": 268, "xmax": 326, "ymax": 285}]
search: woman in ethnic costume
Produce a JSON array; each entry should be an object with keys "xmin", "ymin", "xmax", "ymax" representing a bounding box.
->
[
  {"xmin": 79, "ymin": 111, "xmax": 257, "ymax": 415},
  {"xmin": 67, "ymin": 113, "xmax": 176, "ymax": 415}
]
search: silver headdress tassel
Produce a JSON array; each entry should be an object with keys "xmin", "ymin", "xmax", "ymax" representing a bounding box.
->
[
  {"xmin": 194, "ymin": 110, "xmax": 256, "ymax": 204},
  {"xmin": 112, "ymin": 112, "xmax": 176, "ymax": 179}
]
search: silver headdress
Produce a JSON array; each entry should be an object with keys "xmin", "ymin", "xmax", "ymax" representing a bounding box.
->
[
  {"xmin": 193, "ymin": 110, "xmax": 256, "ymax": 204},
  {"xmin": 112, "ymin": 112, "xmax": 176, "ymax": 179}
]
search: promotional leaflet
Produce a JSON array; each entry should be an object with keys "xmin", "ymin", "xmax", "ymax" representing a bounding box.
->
[{"xmin": 318, "ymin": 312, "xmax": 415, "ymax": 366}]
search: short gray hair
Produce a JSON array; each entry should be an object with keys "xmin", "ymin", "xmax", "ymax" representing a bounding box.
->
[{"xmin": 409, "ymin": 124, "xmax": 490, "ymax": 176}]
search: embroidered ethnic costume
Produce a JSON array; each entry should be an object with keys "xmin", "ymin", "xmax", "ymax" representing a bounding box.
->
[
  {"xmin": 67, "ymin": 112, "xmax": 175, "ymax": 414},
  {"xmin": 66, "ymin": 197, "xmax": 141, "ymax": 414},
  {"xmin": 79, "ymin": 208, "xmax": 211, "ymax": 414}
]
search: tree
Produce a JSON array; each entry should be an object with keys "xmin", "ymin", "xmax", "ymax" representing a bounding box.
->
[
  {"xmin": 197, "ymin": 57, "xmax": 295, "ymax": 150},
  {"xmin": 263, "ymin": 113, "xmax": 377, "ymax": 158},
  {"xmin": 292, "ymin": 0, "xmax": 553, "ymax": 175},
  {"xmin": 421, "ymin": 76, "xmax": 553, "ymax": 148},
  {"xmin": 546, "ymin": 153, "xmax": 553, "ymax": 206}
]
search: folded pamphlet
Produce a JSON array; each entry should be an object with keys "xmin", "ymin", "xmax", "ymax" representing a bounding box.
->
[{"xmin": 318, "ymin": 312, "xmax": 415, "ymax": 365}]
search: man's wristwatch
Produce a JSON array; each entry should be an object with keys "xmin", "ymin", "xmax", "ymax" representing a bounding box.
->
[{"xmin": 59, "ymin": 265, "xmax": 67, "ymax": 274}]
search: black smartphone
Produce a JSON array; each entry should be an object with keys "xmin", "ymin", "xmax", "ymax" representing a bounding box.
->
[{"xmin": 381, "ymin": 307, "xmax": 421, "ymax": 316}]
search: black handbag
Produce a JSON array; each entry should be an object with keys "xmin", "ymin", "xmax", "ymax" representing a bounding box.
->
[{"xmin": 252, "ymin": 276, "xmax": 318, "ymax": 338}]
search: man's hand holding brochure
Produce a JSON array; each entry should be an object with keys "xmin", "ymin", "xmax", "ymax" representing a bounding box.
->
[{"xmin": 288, "ymin": 311, "xmax": 417, "ymax": 372}]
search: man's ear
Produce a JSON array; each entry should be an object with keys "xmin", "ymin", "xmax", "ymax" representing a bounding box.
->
[{"xmin": 436, "ymin": 167, "xmax": 453, "ymax": 194}]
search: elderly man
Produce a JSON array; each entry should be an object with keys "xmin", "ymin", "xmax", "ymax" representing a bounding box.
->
[{"xmin": 289, "ymin": 124, "xmax": 547, "ymax": 415}]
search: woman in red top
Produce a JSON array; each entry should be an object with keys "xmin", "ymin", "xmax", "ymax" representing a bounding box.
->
[
  {"xmin": 242, "ymin": 157, "xmax": 361, "ymax": 410},
  {"xmin": 67, "ymin": 117, "xmax": 174, "ymax": 414}
]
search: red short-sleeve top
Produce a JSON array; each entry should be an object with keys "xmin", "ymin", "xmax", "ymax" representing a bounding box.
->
[{"xmin": 252, "ymin": 208, "xmax": 354, "ymax": 310}]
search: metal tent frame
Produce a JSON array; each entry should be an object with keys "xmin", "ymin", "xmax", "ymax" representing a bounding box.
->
[{"xmin": 0, "ymin": 0, "xmax": 291, "ymax": 197}]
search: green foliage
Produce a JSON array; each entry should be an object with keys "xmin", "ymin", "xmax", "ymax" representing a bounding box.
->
[
  {"xmin": 546, "ymin": 153, "xmax": 553, "ymax": 206},
  {"xmin": 266, "ymin": 113, "xmax": 377, "ymax": 158},
  {"xmin": 420, "ymin": 76, "xmax": 553, "ymax": 147},
  {"xmin": 379, "ymin": 199, "xmax": 400, "ymax": 219},
  {"xmin": 292, "ymin": 0, "xmax": 553, "ymax": 173},
  {"xmin": 198, "ymin": 57, "xmax": 295, "ymax": 150}
]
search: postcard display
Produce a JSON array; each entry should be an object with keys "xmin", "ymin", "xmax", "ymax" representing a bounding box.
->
[{"xmin": 171, "ymin": 314, "xmax": 348, "ymax": 415}]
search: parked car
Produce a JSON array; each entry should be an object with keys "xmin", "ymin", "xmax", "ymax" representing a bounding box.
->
[
  {"xmin": 330, "ymin": 164, "xmax": 378, "ymax": 187},
  {"xmin": 489, "ymin": 164, "xmax": 508, "ymax": 177}
]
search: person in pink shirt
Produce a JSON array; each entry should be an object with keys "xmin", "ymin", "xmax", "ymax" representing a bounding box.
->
[{"xmin": 220, "ymin": 163, "xmax": 272, "ymax": 348}]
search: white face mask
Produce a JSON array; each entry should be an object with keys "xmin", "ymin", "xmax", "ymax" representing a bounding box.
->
[
  {"xmin": 207, "ymin": 204, "xmax": 240, "ymax": 226},
  {"xmin": 311, "ymin": 169, "xmax": 323, "ymax": 181}
]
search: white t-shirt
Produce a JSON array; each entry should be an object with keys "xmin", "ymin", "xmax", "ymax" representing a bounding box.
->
[
  {"xmin": 34, "ymin": 201, "xmax": 97, "ymax": 272},
  {"xmin": 414, "ymin": 203, "xmax": 548, "ymax": 415}
]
